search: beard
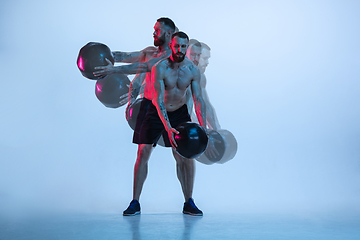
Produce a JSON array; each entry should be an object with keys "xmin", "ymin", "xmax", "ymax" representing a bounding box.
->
[
  {"xmin": 199, "ymin": 65, "xmax": 206, "ymax": 73},
  {"xmin": 198, "ymin": 62, "xmax": 207, "ymax": 73},
  {"xmin": 154, "ymin": 34, "xmax": 165, "ymax": 46},
  {"xmin": 172, "ymin": 52, "xmax": 185, "ymax": 62}
]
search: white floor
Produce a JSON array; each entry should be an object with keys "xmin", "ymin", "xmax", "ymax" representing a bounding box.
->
[{"xmin": 1, "ymin": 212, "xmax": 359, "ymax": 240}]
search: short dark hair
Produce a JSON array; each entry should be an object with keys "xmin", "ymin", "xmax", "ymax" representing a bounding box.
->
[
  {"xmin": 171, "ymin": 31, "xmax": 189, "ymax": 41},
  {"xmin": 157, "ymin": 17, "xmax": 176, "ymax": 32},
  {"xmin": 200, "ymin": 42, "xmax": 211, "ymax": 51}
]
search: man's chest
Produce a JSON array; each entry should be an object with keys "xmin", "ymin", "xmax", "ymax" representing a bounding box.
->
[{"xmin": 164, "ymin": 69, "xmax": 193, "ymax": 90}]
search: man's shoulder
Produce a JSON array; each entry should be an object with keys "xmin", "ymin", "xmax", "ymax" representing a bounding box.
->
[
  {"xmin": 141, "ymin": 46, "xmax": 158, "ymax": 53},
  {"xmin": 141, "ymin": 46, "xmax": 158, "ymax": 58},
  {"xmin": 156, "ymin": 57, "xmax": 170, "ymax": 67},
  {"xmin": 200, "ymin": 73, "xmax": 207, "ymax": 85},
  {"xmin": 186, "ymin": 59, "xmax": 200, "ymax": 75},
  {"xmin": 151, "ymin": 57, "xmax": 169, "ymax": 72}
]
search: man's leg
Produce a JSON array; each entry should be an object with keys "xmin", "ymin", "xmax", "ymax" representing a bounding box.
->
[
  {"xmin": 124, "ymin": 144, "xmax": 153, "ymax": 216},
  {"xmin": 172, "ymin": 149, "xmax": 195, "ymax": 200},
  {"xmin": 133, "ymin": 144, "xmax": 153, "ymax": 200},
  {"xmin": 172, "ymin": 149, "xmax": 203, "ymax": 216}
]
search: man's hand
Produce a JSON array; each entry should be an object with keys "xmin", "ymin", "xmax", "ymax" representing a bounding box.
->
[
  {"xmin": 206, "ymin": 131, "xmax": 222, "ymax": 159},
  {"xmin": 93, "ymin": 58, "xmax": 115, "ymax": 77},
  {"xmin": 119, "ymin": 91, "xmax": 129, "ymax": 106},
  {"xmin": 167, "ymin": 127, "xmax": 180, "ymax": 148}
]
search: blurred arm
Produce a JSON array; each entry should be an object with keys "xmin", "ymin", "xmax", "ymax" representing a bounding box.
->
[
  {"xmin": 94, "ymin": 54, "xmax": 166, "ymax": 76},
  {"xmin": 112, "ymin": 46, "xmax": 157, "ymax": 63},
  {"xmin": 125, "ymin": 73, "xmax": 145, "ymax": 121},
  {"xmin": 112, "ymin": 51, "xmax": 142, "ymax": 63},
  {"xmin": 128, "ymin": 73, "xmax": 145, "ymax": 104},
  {"xmin": 191, "ymin": 69, "xmax": 206, "ymax": 128},
  {"xmin": 202, "ymin": 87, "xmax": 221, "ymax": 130}
]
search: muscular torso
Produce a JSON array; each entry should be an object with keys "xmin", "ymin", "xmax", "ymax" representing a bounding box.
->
[{"xmin": 158, "ymin": 58, "xmax": 197, "ymax": 112}]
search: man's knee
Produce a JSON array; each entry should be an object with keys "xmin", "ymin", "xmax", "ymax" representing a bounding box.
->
[
  {"xmin": 172, "ymin": 148, "xmax": 182, "ymax": 161},
  {"xmin": 137, "ymin": 144, "xmax": 153, "ymax": 162},
  {"xmin": 172, "ymin": 149, "xmax": 193, "ymax": 164}
]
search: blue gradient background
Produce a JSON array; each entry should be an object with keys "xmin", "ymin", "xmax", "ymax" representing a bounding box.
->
[{"xmin": 0, "ymin": 0, "xmax": 359, "ymax": 217}]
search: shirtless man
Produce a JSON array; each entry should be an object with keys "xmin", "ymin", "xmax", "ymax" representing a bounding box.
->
[
  {"xmin": 93, "ymin": 17, "xmax": 176, "ymax": 107},
  {"xmin": 123, "ymin": 31, "xmax": 206, "ymax": 216}
]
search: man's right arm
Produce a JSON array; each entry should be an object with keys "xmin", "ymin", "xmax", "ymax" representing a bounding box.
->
[
  {"xmin": 112, "ymin": 51, "xmax": 142, "ymax": 63},
  {"xmin": 94, "ymin": 54, "xmax": 167, "ymax": 77},
  {"xmin": 112, "ymin": 46, "xmax": 157, "ymax": 63},
  {"xmin": 128, "ymin": 73, "xmax": 144, "ymax": 104},
  {"xmin": 125, "ymin": 73, "xmax": 144, "ymax": 121}
]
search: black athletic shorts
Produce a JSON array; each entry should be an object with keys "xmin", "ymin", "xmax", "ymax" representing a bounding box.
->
[{"xmin": 133, "ymin": 98, "xmax": 191, "ymax": 147}]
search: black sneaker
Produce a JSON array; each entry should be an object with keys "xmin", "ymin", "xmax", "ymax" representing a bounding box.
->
[
  {"xmin": 183, "ymin": 198, "xmax": 203, "ymax": 216},
  {"xmin": 123, "ymin": 200, "xmax": 141, "ymax": 216}
]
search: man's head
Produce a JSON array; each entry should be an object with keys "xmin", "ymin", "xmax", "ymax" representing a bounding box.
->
[
  {"xmin": 186, "ymin": 39, "xmax": 202, "ymax": 66},
  {"xmin": 198, "ymin": 42, "xmax": 211, "ymax": 73},
  {"xmin": 169, "ymin": 31, "xmax": 189, "ymax": 63},
  {"xmin": 153, "ymin": 17, "xmax": 176, "ymax": 47}
]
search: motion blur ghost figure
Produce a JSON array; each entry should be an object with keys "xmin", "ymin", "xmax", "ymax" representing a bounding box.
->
[
  {"xmin": 198, "ymin": 43, "xmax": 211, "ymax": 74},
  {"xmin": 186, "ymin": 39, "xmax": 202, "ymax": 66},
  {"xmin": 186, "ymin": 41, "xmax": 221, "ymax": 130},
  {"xmin": 198, "ymin": 42, "xmax": 222, "ymax": 130},
  {"xmin": 185, "ymin": 41, "xmax": 238, "ymax": 164},
  {"xmin": 93, "ymin": 18, "xmax": 177, "ymax": 114}
]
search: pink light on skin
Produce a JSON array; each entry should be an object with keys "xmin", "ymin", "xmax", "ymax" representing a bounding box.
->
[{"xmin": 129, "ymin": 108, "xmax": 133, "ymax": 118}]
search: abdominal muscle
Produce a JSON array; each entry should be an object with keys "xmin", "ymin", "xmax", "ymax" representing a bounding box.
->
[
  {"xmin": 164, "ymin": 88, "xmax": 188, "ymax": 112},
  {"xmin": 142, "ymin": 78, "xmax": 187, "ymax": 112}
]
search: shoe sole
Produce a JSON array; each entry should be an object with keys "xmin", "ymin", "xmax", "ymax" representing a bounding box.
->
[
  {"xmin": 123, "ymin": 211, "xmax": 141, "ymax": 216},
  {"xmin": 183, "ymin": 211, "xmax": 203, "ymax": 216}
]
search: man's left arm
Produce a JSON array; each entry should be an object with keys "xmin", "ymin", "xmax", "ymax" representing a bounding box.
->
[
  {"xmin": 202, "ymin": 87, "xmax": 221, "ymax": 130},
  {"xmin": 191, "ymin": 68, "xmax": 220, "ymax": 158},
  {"xmin": 190, "ymin": 68, "xmax": 206, "ymax": 128}
]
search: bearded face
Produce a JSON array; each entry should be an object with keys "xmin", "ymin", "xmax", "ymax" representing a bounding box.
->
[
  {"xmin": 172, "ymin": 51, "xmax": 186, "ymax": 62},
  {"xmin": 170, "ymin": 36, "xmax": 188, "ymax": 63},
  {"xmin": 154, "ymin": 32, "xmax": 166, "ymax": 46},
  {"xmin": 186, "ymin": 45, "xmax": 201, "ymax": 66}
]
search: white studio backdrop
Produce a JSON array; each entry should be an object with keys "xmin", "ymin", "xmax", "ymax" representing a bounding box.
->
[{"xmin": 0, "ymin": 0, "xmax": 359, "ymax": 216}]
